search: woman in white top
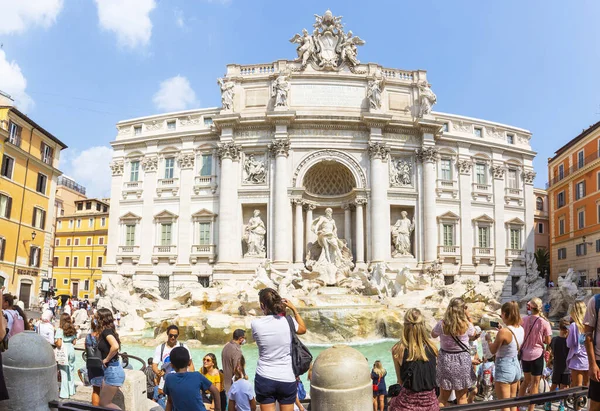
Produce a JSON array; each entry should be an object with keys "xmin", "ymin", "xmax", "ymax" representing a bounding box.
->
[
  {"xmin": 251, "ymin": 288, "xmax": 306, "ymax": 411},
  {"xmin": 37, "ymin": 310, "xmax": 55, "ymax": 345},
  {"xmin": 486, "ymin": 301, "xmax": 524, "ymax": 411}
]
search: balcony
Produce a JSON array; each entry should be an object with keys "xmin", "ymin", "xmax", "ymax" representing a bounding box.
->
[
  {"xmin": 116, "ymin": 245, "xmax": 140, "ymax": 265},
  {"xmin": 438, "ymin": 245, "xmax": 461, "ymax": 264},
  {"xmin": 504, "ymin": 187, "xmax": 523, "ymax": 205},
  {"xmin": 473, "ymin": 247, "xmax": 495, "ymax": 265},
  {"xmin": 506, "ymin": 248, "xmax": 525, "ymax": 266},
  {"xmin": 152, "ymin": 245, "xmax": 177, "ymax": 264},
  {"xmin": 471, "ymin": 183, "xmax": 492, "ymax": 201},
  {"xmin": 122, "ymin": 181, "xmax": 143, "ymax": 199},
  {"xmin": 190, "ymin": 244, "xmax": 217, "ymax": 264},
  {"xmin": 548, "ymin": 150, "xmax": 600, "ymax": 188},
  {"xmin": 156, "ymin": 178, "xmax": 179, "ymax": 197},
  {"xmin": 193, "ymin": 175, "xmax": 218, "ymax": 194},
  {"xmin": 435, "ymin": 179, "xmax": 458, "ymax": 198}
]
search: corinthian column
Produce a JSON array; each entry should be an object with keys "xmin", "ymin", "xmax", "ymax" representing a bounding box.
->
[
  {"xmin": 368, "ymin": 142, "xmax": 391, "ymax": 262},
  {"xmin": 416, "ymin": 145, "xmax": 439, "ymax": 263},
  {"xmin": 293, "ymin": 199, "xmax": 304, "ymax": 263},
  {"xmin": 343, "ymin": 203, "xmax": 353, "ymax": 252},
  {"xmin": 269, "ymin": 138, "xmax": 292, "ymax": 263},
  {"xmin": 217, "ymin": 142, "xmax": 241, "ymax": 263},
  {"xmin": 305, "ymin": 203, "xmax": 316, "ymax": 246}
]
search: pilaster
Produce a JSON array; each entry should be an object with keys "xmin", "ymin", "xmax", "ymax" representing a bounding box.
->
[
  {"xmin": 368, "ymin": 140, "xmax": 390, "ymax": 262},
  {"xmin": 269, "ymin": 136, "xmax": 292, "ymax": 263},
  {"xmin": 492, "ymin": 161, "xmax": 507, "ymax": 271},
  {"xmin": 416, "ymin": 141, "xmax": 438, "ymax": 263},
  {"xmin": 216, "ymin": 141, "xmax": 241, "ymax": 263}
]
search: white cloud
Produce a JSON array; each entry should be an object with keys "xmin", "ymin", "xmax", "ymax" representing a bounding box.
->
[
  {"xmin": 94, "ymin": 0, "xmax": 156, "ymax": 49},
  {"xmin": 0, "ymin": 50, "xmax": 34, "ymax": 113},
  {"xmin": 0, "ymin": 0, "xmax": 64, "ymax": 35},
  {"xmin": 59, "ymin": 146, "xmax": 113, "ymax": 198},
  {"xmin": 152, "ymin": 76, "xmax": 197, "ymax": 112},
  {"xmin": 174, "ymin": 8, "xmax": 185, "ymax": 29}
]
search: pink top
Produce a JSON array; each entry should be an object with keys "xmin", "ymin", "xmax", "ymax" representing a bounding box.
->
[
  {"xmin": 432, "ymin": 320, "xmax": 475, "ymax": 352},
  {"xmin": 521, "ymin": 315, "xmax": 552, "ymax": 362}
]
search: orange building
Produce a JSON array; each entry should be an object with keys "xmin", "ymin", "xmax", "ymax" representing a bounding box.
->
[{"xmin": 548, "ymin": 121, "xmax": 600, "ymax": 284}]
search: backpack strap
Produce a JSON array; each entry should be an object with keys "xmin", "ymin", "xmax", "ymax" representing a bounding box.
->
[
  {"xmin": 160, "ymin": 343, "xmax": 166, "ymax": 362},
  {"xmin": 521, "ymin": 317, "xmax": 540, "ymax": 352}
]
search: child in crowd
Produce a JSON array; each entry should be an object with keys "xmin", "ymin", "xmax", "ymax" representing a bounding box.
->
[
  {"xmin": 477, "ymin": 356, "xmax": 495, "ymax": 402},
  {"xmin": 548, "ymin": 318, "xmax": 572, "ymax": 395},
  {"xmin": 164, "ymin": 346, "xmax": 220, "ymax": 411},
  {"xmin": 228, "ymin": 356, "xmax": 256, "ymax": 411}
]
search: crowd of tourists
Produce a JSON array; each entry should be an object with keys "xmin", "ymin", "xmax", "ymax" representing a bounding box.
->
[{"xmin": 1, "ymin": 285, "xmax": 600, "ymax": 411}]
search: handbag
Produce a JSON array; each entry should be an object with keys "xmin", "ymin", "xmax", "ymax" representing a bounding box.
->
[
  {"xmin": 372, "ymin": 375, "xmax": 381, "ymax": 392},
  {"xmin": 285, "ymin": 315, "xmax": 313, "ymax": 377},
  {"xmin": 54, "ymin": 344, "xmax": 68, "ymax": 366},
  {"xmin": 388, "ymin": 384, "xmax": 402, "ymax": 397}
]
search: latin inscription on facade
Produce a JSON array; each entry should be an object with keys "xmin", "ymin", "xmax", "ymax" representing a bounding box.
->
[{"xmin": 291, "ymin": 84, "xmax": 365, "ymax": 108}]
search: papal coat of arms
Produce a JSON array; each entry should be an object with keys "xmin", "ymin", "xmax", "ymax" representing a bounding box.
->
[{"xmin": 289, "ymin": 10, "xmax": 365, "ymax": 72}]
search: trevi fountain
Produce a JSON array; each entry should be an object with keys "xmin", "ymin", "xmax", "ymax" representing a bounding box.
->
[{"xmin": 96, "ymin": 12, "xmax": 587, "ymax": 368}]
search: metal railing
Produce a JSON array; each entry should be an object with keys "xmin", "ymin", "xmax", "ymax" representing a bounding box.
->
[
  {"xmin": 74, "ymin": 347, "xmax": 146, "ymax": 372},
  {"xmin": 49, "ymin": 400, "xmax": 116, "ymax": 410},
  {"xmin": 549, "ymin": 150, "xmax": 600, "ymax": 187}
]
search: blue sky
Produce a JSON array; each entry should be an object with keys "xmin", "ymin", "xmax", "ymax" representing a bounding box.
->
[{"xmin": 1, "ymin": 0, "xmax": 600, "ymax": 197}]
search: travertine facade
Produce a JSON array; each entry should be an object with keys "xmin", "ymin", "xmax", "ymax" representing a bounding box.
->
[{"xmin": 104, "ymin": 11, "xmax": 536, "ymax": 300}]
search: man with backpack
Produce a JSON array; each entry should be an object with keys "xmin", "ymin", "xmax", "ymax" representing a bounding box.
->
[
  {"xmin": 584, "ymin": 293, "xmax": 600, "ymax": 411},
  {"xmin": 151, "ymin": 325, "xmax": 195, "ymax": 406}
]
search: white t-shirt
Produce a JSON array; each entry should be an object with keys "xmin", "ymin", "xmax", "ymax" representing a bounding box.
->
[
  {"xmin": 49, "ymin": 299, "xmax": 57, "ymax": 308},
  {"xmin": 251, "ymin": 315, "xmax": 298, "ymax": 383},
  {"xmin": 152, "ymin": 342, "xmax": 191, "ymax": 387},
  {"xmin": 4, "ymin": 309, "xmax": 19, "ymax": 333},
  {"xmin": 38, "ymin": 322, "xmax": 55, "ymax": 344},
  {"xmin": 584, "ymin": 296, "xmax": 600, "ymax": 357}
]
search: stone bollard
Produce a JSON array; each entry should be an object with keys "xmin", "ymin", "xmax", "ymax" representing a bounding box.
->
[
  {"xmin": 121, "ymin": 369, "xmax": 147, "ymax": 411},
  {"xmin": 1, "ymin": 330, "xmax": 58, "ymax": 411},
  {"xmin": 310, "ymin": 345, "xmax": 371, "ymax": 411}
]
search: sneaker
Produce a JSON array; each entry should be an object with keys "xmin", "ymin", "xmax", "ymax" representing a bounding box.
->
[{"xmin": 544, "ymin": 402, "xmax": 552, "ymax": 411}]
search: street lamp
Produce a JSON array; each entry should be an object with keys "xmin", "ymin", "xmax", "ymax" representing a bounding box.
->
[{"xmin": 31, "ymin": 231, "xmax": 36, "ymax": 241}]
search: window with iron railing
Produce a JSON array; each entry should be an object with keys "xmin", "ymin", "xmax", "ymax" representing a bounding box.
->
[{"xmin": 8, "ymin": 121, "xmax": 22, "ymax": 146}]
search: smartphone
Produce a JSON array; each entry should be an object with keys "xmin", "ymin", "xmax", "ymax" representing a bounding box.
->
[{"xmin": 490, "ymin": 321, "xmax": 500, "ymax": 328}]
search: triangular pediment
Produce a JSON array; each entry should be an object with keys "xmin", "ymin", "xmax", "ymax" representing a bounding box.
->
[
  {"xmin": 505, "ymin": 217, "xmax": 525, "ymax": 226},
  {"xmin": 437, "ymin": 211, "xmax": 460, "ymax": 221},
  {"xmin": 473, "ymin": 214, "xmax": 494, "ymax": 223},
  {"xmin": 154, "ymin": 209, "xmax": 179, "ymax": 220},
  {"xmin": 119, "ymin": 212, "xmax": 141, "ymax": 221},
  {"xmin": 192, "ymin": 208, "xmax": 218, "ymax": 218}
]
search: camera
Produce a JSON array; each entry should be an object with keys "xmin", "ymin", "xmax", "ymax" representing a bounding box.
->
[{"xmin": 490, "ymin": 321, "xmax": 500, "ymax": 328}]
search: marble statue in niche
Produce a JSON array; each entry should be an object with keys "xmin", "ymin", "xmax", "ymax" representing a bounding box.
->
[
  {"xmin": 391, "ymin": 211, "xmax": 415, "ymax": 257},
  {"xmin": 243, "ymin": 210, "xmax": 266, "ymax": 257},
  {"xmin": 243, "ymin": 154, "xmax": 266, "ymax": 184},
  {"xmin": 271, "ymin": 73, "xmax": 291, "ymax": 108},
  {"xmin": 217, "ymin": 78, "xmax": 235, "ymax": 111}
]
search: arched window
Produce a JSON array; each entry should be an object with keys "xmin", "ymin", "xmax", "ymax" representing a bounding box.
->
[{"xmin": 536, "ymin": 197, "xmax": 544, "ymax": 211}]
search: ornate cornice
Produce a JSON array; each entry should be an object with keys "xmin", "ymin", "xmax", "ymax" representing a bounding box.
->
[
  {"xmin": 217, "ymin": 142, "xmax": 241, "ymax": 160},
  {"xmin": 415, "ymin": 146, "xmax": 438, "ymax": 163},
  {"xmin": 368, "ymin": 142, "xmax": 390, "ymax": 160},
  {"xmin": 110, "ymin": 160, "xmax": 124, "ymax": 176},
  {"xmin": 268, "ymin": 139, "xmax": 291, "ymax": 157}
]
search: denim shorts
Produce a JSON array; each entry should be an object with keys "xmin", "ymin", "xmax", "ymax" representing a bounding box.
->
[
  {"xmin": 103, "ymin": 362, "xmax": 125, "ymax": 387},
  {"xmin": 495, "ymin": 356, "xmax": 522, "ymax": 384},
  {"xmin": 254, "ymin": 373, "xmax": 297, "ymax": 405},
  {"xmin": 90, "ymin": 376, "xmax": 104, "ymax": 388}
]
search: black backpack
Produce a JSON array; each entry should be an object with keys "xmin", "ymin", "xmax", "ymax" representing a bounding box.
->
[{"xmin": 285, "ymin": 315, "xmax": 312, "ymax": 377}]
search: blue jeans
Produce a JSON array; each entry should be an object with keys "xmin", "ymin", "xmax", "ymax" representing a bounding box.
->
[{"xmin": 153, "ymin": 386, "xmax": 166, "ymax": 409}]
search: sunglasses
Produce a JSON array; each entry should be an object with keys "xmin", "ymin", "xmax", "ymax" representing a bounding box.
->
[
  {"xmin": 203, "ymin": 358, "xmax": 212, "ymax": 362},
  {"xmin": 168, "ymin": 334, "xmax": 179, "ymax": 338}
]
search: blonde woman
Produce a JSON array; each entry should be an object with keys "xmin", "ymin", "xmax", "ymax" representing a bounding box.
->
[
  {"xmin": 566, "ymin": 301, "xmax": 589, "ymax": 387},
  {"xmin": 518, "ymin": 297, "xmax": 552, "ymax": 411},
  {"xmin": 390, "ymin": 308, "xmax": 438, "ymax": 411},
  {"xmin": 371, "ymin": 360, "xmax": 387, "ymax": 411},
  {"xmin": 486, "ymin": 301, "xmax": 524, "ymax": 411},
  {"xmin": 432, "ymin": 297, "xmax": 479, "ymax": 406}
]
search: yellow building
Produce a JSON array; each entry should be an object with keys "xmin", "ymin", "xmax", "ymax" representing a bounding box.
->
[
  {"xmin": 53, "ymin": 198, "xmax": 109, "ymax": 299},
  {"xmin": 0, "ymin": 99, "xmax": 67, "ymax": 308}
]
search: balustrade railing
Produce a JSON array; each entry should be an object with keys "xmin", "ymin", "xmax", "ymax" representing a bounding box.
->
[
  {"xmin": 472, "ymin": 182, "xmax": 491, "ymax": 192},
  {"xmin": 118, "ymin": 245, "xmax": 139, "ymax": 254},
  {"xmin": 154, "ymin": 245, "xmax": 177, "ymax": 254},
  {"xmin": 473, "ymin": 247, "xmax": 493, "ymax": 256},
  {"xmin": 158, "ymin": 178, "xmax": 178, "ymax": 187},
  {"xmin": 506, "ymin": 248, "xmax": 524, "ymax": 257},
  {"xmin": 438, "ymin": 245, "xmax": 460, "ymax": 254},
  {"xmin": 194, "ymin": 175, "xmax": 214, "ymax": 185},
  {"xmin": 240, "ymin": 64, "xmax": 275, "ymax": 75},
  {"xmin": 123, "ymin": 181, "xmax": 142, "ymax": 189},
  {"xmin": 549, "ymin": 150, "xmax": 600, "ymax": 187},
  {"xmin": 505, "ymin": 187, "xmax": 522, "ymax": 196},
  {"xmin": 192, "ymin": 244, "xmax": 216, "ymax": 254},
  {"xmin": 381, "ymin": 69, "xmax": 415, "ymax": 81}
]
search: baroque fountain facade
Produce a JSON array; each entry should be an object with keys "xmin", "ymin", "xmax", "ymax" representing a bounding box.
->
[{"xmin": 101, "ymin": 11, "xmax": 538, "ymax": 344}]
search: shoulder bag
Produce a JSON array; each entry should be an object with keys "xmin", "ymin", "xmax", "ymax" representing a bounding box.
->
[
  {"xmin": 85, "ymin": 334, "xmax": 103, "ymax": 369},
  {"xmin": 372, "ymin": 375, "xmax": 381, "ymax": 392},
  {"xmin": 519, "ymin": 317, "xmax": 540, "ymax": 361},
  {"xmin": 285, "ymin": 315, "xmax": 312, "ymax": 377},
  {"xmin": 54, "ymin": 344, "xmax": 68, "ymax": 366}
]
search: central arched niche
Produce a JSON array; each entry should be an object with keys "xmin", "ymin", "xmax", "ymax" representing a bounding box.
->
[{"xmin": 302, "ymin": 160, "xmax": 356, "ymax": 196}]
